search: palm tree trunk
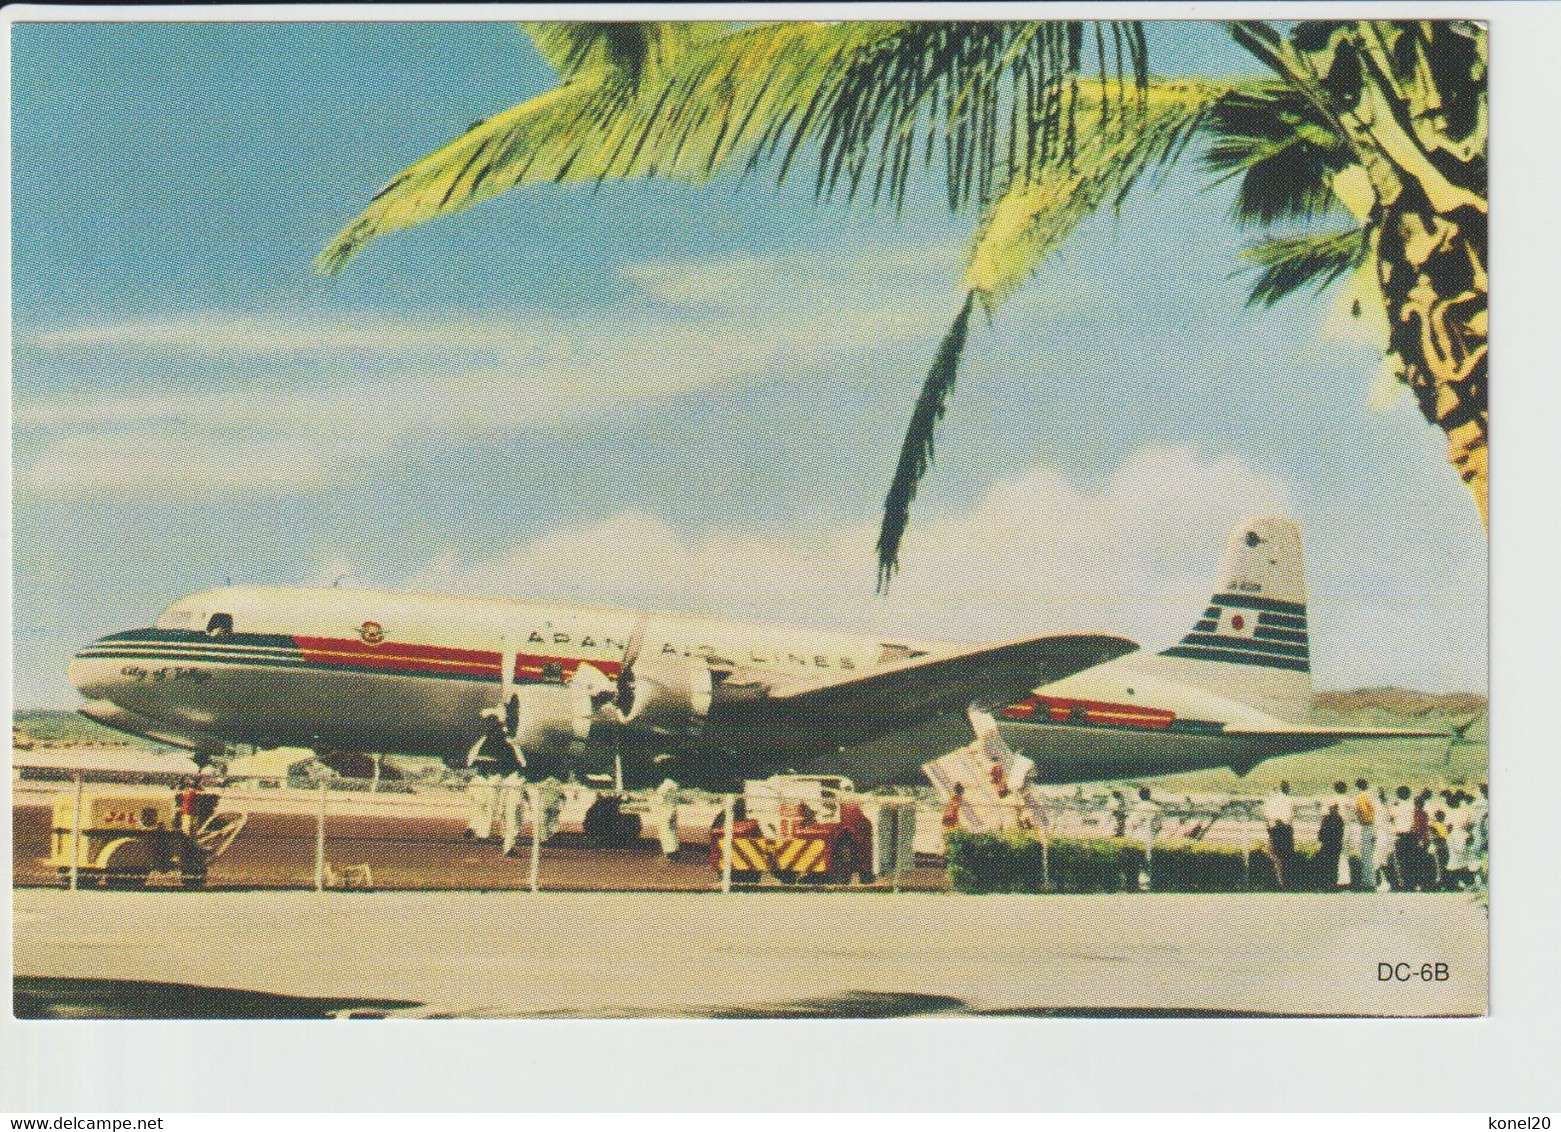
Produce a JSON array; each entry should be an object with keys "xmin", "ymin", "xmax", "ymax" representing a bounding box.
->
[{"xmin": 1375, "ymin": 197, "xmax": 1487, "ymax": 524}]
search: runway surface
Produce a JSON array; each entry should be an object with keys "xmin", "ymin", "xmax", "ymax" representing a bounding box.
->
[{"xmin": 13, "ymin": 887, "xmax": 1486, "ymax": 1018}]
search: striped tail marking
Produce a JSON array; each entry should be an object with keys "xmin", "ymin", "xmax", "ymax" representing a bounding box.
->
[{"xmin": 1160, "ymin": 592, "xmax": 1310, "ymax": 673}]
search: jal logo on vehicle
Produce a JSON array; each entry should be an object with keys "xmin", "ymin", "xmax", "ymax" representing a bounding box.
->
[{"xmin": 356, "ymin": 621, "xmax": 386, "ymax": 646}]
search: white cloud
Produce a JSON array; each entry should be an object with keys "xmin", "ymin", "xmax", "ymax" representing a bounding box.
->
[
  {"xmin": 617, "ymin": 237, "xmax": 965, "ymax": 313},
  {"xmin": 16, "ymin": 242, "xmax": 956, "ymax": 498},
  {"xmin": 392, "ymin": 446, "xmax": 1482, "ymax": 689},
  {"xmin": 14, "ymin": 431, "xmax": 332, "ymax": 496},
  {"xmin": 401, "ymin": 446, "xmax": 1295, "ymax": 651},
  {"xmin": 26, "ymin": 316, "xmax": 519, "ymax": 355}
]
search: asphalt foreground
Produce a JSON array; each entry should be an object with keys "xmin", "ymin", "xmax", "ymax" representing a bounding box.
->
[{"xmin": 13, "ymin": 888, "xmax": 1485, "ymax": 1019}]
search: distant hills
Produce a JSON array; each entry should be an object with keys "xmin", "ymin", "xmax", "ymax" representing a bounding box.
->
[{"xmin": 1312, "ymin": 687, "xmax": 1486, "ymax": 719}]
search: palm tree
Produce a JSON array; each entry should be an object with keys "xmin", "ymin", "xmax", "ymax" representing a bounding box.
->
[{"xmin": 319, "ymin": 20, "xmax": 1487, "ymax": 588}]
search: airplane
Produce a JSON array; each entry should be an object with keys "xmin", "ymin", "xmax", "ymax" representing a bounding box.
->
[{"xmin": 67, "ymin": 517, "xmax": 1443, "ymax": 789}]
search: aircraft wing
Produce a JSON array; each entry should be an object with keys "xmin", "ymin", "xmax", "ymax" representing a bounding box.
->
[
  {"xmin": 1223, "ymin": 725, "xmax": 1449, "ymax": 740},
  {"xmin": 764, "ymin": 633, "xmax": 1137, "ymax": 745}
]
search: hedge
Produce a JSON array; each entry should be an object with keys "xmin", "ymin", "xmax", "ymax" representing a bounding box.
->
[{"xmin": 945, "ymin": 831, "xmax": 1341, "ymax": 893}]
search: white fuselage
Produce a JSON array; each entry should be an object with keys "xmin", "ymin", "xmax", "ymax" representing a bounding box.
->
[{"xmin": 70, "ymin": 584, "xmax": 1335, "ymax": 788}]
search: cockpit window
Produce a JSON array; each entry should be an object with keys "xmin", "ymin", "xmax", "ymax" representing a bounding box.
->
[
  {"xmin": 156, "ymin": 604, "xmax": 199, "ymax": 630},
  {"xmin": 205, "ymin": 613, "xmax": 233, "ymax": 638}
]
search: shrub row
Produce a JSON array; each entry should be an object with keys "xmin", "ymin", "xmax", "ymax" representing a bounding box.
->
[{"xmin": 945, "ymin": 831, "xmax": 1338, "ymax": 893}]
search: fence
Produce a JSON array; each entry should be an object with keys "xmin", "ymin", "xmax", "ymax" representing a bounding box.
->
[
  {"xmin": 10, "ymin": 775, "xmax": 1485, "ymax": 895},
  {"xmin": 941, "ymin": 794, "xmax": 1489, "ymax": 894}
]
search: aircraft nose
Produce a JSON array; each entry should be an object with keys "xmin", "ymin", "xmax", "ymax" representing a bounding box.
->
[{"xmin": 69, "ymin": 632, "xmax": 133, "ymax": 701}]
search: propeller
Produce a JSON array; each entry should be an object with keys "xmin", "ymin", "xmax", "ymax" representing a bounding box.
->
[
  {"xmin": 608, "ymin": 614, "xmax": 649, "ymax": 721},
  {"xmin": 466, "ymin": 639, "xmax": 524, "ymax": 774}
]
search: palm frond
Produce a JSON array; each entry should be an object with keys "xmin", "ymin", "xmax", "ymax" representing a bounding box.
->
[
  {"xmin": 877, "ymin": 293, "xmax": 975, "ymax": 591},
  {"xmin": 871, "ymin": 79, "xmax": 1216, "ymax": 589},
  {"xmin": 525, "ymin": 22, "xmax": 730, "ymax": 82},
  {"xmin": 321, "ymin": 21, "xmax": 1154, "ymax": 274},
  {"xmin": 1240, "ymin": 227, "xmax": 1369, "ymax": 307},
  {"xmin": 318, "ymin": 22, "xmax": 738, "ymax": 275},
  {"xmin": 964, "ymin": 81, "xmax": 1219, "ymax": 315},
  {"xmin": 1203, "ymin": 84, "xmax": 1351, "ymax": 226},
  {"xmin": 317, "ymin": 80, "xmax": 630, "ymax": 275},
  {"xmin": 628, "ymin": 20, "xmax": 1150, "ymax": 215}
]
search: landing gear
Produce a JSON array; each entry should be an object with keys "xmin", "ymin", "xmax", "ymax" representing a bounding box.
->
[{"xmin": 583, "ymin": 794, "xmax": 642, "ymax": 847}]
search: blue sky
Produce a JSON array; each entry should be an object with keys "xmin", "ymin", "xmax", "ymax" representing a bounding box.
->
[{"xmin": 10, "ymin": 19, "xmax": 1487, "ymax": 706}]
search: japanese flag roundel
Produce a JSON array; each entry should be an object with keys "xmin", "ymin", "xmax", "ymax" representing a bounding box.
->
[{"xmin": 1220, "ymin": 608, "xmax": 1259, "ymax": 639}]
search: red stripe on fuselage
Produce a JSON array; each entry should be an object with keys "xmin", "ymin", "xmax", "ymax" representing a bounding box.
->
[
  {"xmin": 291, "ymin": 636, "xmax": 623, "ymax": 682},
  {"xmin": 1000, "ymin": 694, "xmax": 1175, "ymax": 730}
]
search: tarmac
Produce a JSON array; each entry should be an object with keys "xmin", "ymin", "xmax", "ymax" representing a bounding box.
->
[{"xmin": 12, "ymin": 887, "xmax": 1486, "ymax": 1018}]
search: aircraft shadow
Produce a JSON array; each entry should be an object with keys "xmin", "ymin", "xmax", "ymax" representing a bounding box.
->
[
  {"xmin": 13, "ymin": 979, "xmax": 1318, "ymax": 1019},
  {"xmin": 13, "ymin": 976, "xmax": 422, "ymax": 1020}
]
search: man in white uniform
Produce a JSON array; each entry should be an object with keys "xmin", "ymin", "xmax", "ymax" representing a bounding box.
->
[
  {"xmin": 652, "ymin": 779, "xmax": 681, "ymax": 859},
  {"xmin": 1127, "ymin": 787, "xmax": 1160, "ymax": 890}
]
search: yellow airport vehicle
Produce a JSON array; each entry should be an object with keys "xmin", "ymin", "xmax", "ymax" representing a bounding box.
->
[
  {"xmin": 712, "ymin": 775, "xmax": 917, "ymax": 885},
  {"xmin": 46, "ymin": 787, "xmax": 245, "ymax": 889}
]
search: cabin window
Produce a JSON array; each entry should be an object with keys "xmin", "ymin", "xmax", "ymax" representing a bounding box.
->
[{"xmin": 206, "ymin": 613, "xmax": 233, "ymax": 638}]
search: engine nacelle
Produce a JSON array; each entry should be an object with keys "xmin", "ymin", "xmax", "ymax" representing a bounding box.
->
[
  {"xmin": 620, "ymin": 655, "xmax": 714, "ymax": 735},
  {"xmin": 512, "ymin": 684, "xmax": 593, "ymax": 755}
]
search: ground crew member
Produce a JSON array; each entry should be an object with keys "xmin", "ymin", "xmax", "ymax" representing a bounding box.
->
[
  {"xmin": 532, "ymin": 781, "xmax": 563, "ymax": 843},
  {"xmin": 941, "ymin": 783, "xmax": 967, "ymax": 835},
  {"xmin": 1109, "ymin": 790, "xmax": 1128, "ymax": 838},
  {"xmin": 652, "ymin": 779, "xmax": 680, "ymax": 859},
  {"xmin": 1127, "ymin": 786, "xmax": 1159, "ymax": 890},
  {"xmin": 465, "ymin": 774, "xmax": 497, "ymax": 840},
  {"xmin": 988, "ymin": 761, "xmax": 1010, "ymax": 799},
  {"xmin": 173, "ymin": 776, "xmax": 209, "ymax": 879},
  {"xmin": 499, "ymin": 772, "xmax": 525, "ymax": 856},
  {"xmin": 176, "ymin": 777, "xmax": 202, "ymax": 837}
]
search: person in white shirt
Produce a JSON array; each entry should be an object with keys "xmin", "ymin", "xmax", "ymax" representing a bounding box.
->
[
  {"xmin": 1264, "ymin": 780, "xmax": 1296, "ymax": 889},
  {"xmin": 652, "ymin": 778, "xmax": 681, "ymax": 860},
  {"xmin": 1126, "ymin": 786, "xmax": 1160, "ymax": 889},
  {"xmin": 1373, "ymin": 788, "xmax": 1395, "ymax": 890},
  {"xmin": 1443, "ymin": 796, "xmax": 1471, "ymax": 889},
  {"xmin": 1469, "ymin": 783, "xmax": 1489, "ymax": 886},
  {"xmin": 498, "ymin": 771, "xmax": 525, "ymax": 856}
]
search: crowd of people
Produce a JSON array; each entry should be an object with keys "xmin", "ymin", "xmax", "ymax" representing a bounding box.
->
[{"xmin": 1269, "ymin": 778, "xmax": 1488, "ymax": 892}]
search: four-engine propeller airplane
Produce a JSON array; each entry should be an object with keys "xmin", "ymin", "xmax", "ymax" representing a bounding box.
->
[{"xmin": 68, "ymin": 518, "xmax": 1443, "ymax": 788}]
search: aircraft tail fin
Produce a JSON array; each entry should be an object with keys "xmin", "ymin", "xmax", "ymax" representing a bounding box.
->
[{"xmin": 1152, "ymin": 517, "xmax": 1313, "ymax": 725}]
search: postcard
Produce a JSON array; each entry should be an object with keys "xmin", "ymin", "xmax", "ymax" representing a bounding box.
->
[{"xmin": 7, "ymin": 6, "xmax": 1518, "ymax": 1113}]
